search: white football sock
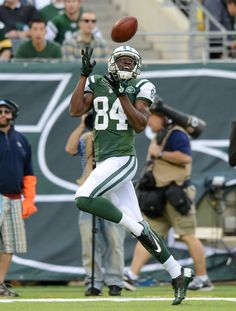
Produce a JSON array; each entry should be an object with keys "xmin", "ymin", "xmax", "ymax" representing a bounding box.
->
[
  {"xmin": 119, "ymin": 214, "xmax": 143, "ymax": 236},
  {"xmin": 162, "ymin": 255, "xmax": 182, "ymax": 279}
]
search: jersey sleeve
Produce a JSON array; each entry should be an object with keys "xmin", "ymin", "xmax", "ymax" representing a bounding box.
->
[
  {"xmin": 136, "ymin": 80, "xmax": 156, "ymax": 105},
  {"xmin": 84, "ymin": 75, "xmax": 98, "ymax": 94}
]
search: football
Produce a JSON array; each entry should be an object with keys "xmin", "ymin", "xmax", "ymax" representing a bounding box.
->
[{"xmin": 111, "ymin": 16, "xmax": 138, "ymax": 43}]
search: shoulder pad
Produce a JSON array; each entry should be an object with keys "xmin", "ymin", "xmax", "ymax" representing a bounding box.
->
[{"xmin": 88, "ymin": 75, "xmax": 103, "ymax": 84}]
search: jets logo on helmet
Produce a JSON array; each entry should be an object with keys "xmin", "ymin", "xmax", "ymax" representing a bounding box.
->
[{"xmin": 108, "ymin": 46, "xmax": 142, "ymax": 80}]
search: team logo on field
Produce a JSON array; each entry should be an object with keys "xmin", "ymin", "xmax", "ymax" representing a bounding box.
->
[{"xmin": 125, "ymin": 86, "xmax": 136, "ymax": 94}]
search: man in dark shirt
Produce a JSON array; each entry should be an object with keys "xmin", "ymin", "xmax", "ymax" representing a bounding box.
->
[
  {"xmin": 0, "ymin": 0, "xmax": 39, "ymax": 39},
  {"xmin": 0, "ymin": 99, "xmax": 37, "ymax": 297}
]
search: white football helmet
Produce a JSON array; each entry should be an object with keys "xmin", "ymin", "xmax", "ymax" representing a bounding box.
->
[{"xmin": 108, "ymin": 46, "xmax": 142, "ymax": 80}]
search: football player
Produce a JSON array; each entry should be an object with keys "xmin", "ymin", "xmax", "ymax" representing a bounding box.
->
[{"xmin": 69, "ymin": 46, "xmax": 194, "ymax": 305}]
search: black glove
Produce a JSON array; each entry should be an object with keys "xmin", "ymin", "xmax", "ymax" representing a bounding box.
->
[
  {"xmin": 104, "ymin": 73, "xmax": 127, "ymax": 97},
  {"xmin": 81, "ymin": 47, "xmax": 96, "ymax": 77}
]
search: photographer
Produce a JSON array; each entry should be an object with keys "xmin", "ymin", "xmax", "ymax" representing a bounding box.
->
[{"xmin": 124, "ymin": 99, "xmax": 213, "ymax": 291}]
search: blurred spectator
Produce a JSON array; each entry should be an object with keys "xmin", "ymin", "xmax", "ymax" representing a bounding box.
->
[
  {"xmin": 40, "ymin": 0, "xmax": 64, "ymax": 22},
  {"xmin": 0, "ymin": 0, "xmax": 31, "ymax": 3},
  {"xmin": 203, "ymin": 0, "xmax": 236, "ymax": 58},
  {"xmin": 62, "ymin": 11, "xmax": 109, "ymax": 61},
  {"xmin": 15, "ymin": 18, "xmax": 62, "ymax": 59},
  {"xmin": 46, "ymin": 0, "xmax": 83, "ymax": 44},
  {"xmin": 0, "ymin": 22, "xmax": 12, "ymax": 61},
  {"xmin": 0, "ymin": 0, "xmax": 40, "ymax": 39},
  {"xmin": 172, "ymin": 0, "xmax": 191, "ymax": 16},
  {"xmin": 31, "ymin": 1, "xmax": 51, "ymax": 10}
]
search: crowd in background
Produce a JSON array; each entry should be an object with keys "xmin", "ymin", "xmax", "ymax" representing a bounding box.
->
[
  {"xmin": 1, "ymin": 0, "xmax": 236, "ymax": 61},
  {"xmin": 0, "ymin": 0, "xmax": 110, "ymax": 61}
]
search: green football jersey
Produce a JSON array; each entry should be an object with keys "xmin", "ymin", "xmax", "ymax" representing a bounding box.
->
[
  {"xmin": 15, "ymin": 40, "xmax": 62, "ymax": 59},
  {"xmin": 85, "ymin": 75, "xmax": 156, "ymax": 162},
  {"xmin": 39, "ymin": 4, "xmax": 64, "ymax": 23},
  {"xmin": 48, "ymin": 9, "xmax": 83, "ymax": 44}
]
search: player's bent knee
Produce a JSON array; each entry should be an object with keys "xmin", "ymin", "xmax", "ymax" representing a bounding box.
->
[{"xmin": 75, "ymin": 196, "xmax": 93, "ymax": 212}]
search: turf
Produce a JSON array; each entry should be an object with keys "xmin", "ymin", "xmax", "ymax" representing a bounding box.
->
[{"xmin": 0, "ymin": 284, "xmax": 235, "ymax": 311}]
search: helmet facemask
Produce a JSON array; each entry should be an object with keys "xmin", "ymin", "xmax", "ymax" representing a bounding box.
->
[{"xmin": 108, "ymin": 46, "xmax": 142, "ymax": 80}]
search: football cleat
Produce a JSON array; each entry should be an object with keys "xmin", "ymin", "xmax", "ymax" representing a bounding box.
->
[{"xmin": 172, "ymin": 267, "xmax": 194, "ymax": 305}]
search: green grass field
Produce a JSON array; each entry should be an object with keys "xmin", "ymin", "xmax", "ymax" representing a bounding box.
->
[{"xmin": 0, "ymin": 284, "xmax": 236, "ymax": 311}]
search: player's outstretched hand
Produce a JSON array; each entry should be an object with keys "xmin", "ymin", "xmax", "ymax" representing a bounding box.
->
[
  {"xmin": 81, "ymin": 46, "xmax": 96, "ymax": 77},
  {"xmin": 104, "ymin": 73, "xmax": 126, "ymax": 97}
]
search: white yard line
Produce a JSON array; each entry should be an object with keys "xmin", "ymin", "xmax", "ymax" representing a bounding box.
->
[{"xmin": 0, "ymin": 297, "xmax": 236, "ymax": 303}]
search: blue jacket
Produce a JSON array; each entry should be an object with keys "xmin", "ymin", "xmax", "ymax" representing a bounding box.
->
[{"xmin": 0, "ymin": 126, "xmax": 34, "ymax": 194}]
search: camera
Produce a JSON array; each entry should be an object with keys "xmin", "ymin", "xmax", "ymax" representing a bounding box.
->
[
  {"xmin": 150, "ymin": 97, "xmax": 206, "ymax": 138},
  {"xmin": 205, "ymin": 176, "xmax": 225, "ymax": 194},
  {"xmin": 211, "ymin": 176, "xmax": 226, "ymax": 188},
  {"xmin": 205, "ymin": 176, "xmax": 226, "ymax": 214}
]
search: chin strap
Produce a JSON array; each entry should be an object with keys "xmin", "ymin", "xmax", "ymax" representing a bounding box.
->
[
  {"xmin": 22, "ymin": 175, "xmax": 38, "ymax": 219},
  {"xmin": 117, "ymin": 70, "xmax": 134, "ymax": 80}
]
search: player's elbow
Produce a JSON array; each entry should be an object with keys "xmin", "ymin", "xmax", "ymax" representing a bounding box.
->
[
  {"xmin": 135, "ymin": 127, "xmax": 145, "ymax": 133},
  {"xmin": 134, "ymin": 123, "xmax": 146, "ymax": 133},
  {"xmin": 69, "ymin": 101, "xmax": 84, "ymax": 117},
  {"xmin": 69, "ymin": 108, "xmax": 82, "ymax": 117}
]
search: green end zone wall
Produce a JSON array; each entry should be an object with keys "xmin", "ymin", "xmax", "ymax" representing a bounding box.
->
[{"xmin": 1, "ymin": 61, "xmax": 236, "ymax": 282}]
